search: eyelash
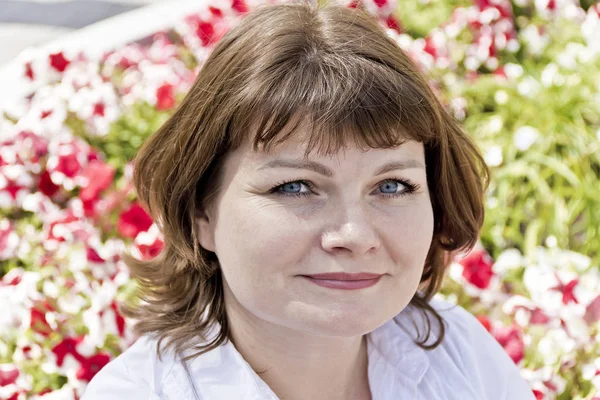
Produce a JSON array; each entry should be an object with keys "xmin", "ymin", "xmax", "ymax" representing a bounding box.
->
[{"xmin": 269, "ymin": 178, "xmax": 421, "ymax": 199}]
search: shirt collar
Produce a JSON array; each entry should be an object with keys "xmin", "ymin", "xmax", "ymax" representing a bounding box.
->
[
  {"xmin": 166, "ymin": 302, "xmax": 431, "ymax": 400},
  {"xmin": 367, "ymin": 302, "xmax": 431, "ymax": 400}
]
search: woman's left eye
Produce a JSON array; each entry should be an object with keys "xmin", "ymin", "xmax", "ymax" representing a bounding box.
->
[
  {"xmin": 270, "ymin": 178, "xmax": 419, "ymax": 199},
  {"xmin": 374, "ymin": 179, "xmax": 419, "ymax": 198}
]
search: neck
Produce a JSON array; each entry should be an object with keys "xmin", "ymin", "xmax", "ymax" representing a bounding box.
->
[{"xmin": 224, "ymin": 290, "xmax": 372, "ymax": 400}]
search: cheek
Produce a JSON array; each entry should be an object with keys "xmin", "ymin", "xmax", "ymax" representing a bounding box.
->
[
  {"xmin": 383, "ymin": 202, "xmax": 434, "ymax": 265},
  {"xmin": 212, "ymin": 197, "xmax": 312, "ymax": 276}
]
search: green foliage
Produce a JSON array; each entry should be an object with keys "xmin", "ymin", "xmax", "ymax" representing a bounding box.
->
[
  {"xmin": 394, "ymin": 0, "xmax": 471, "ymax": 38},
  {"xmin": 459, "ymin": 49, "xmax": 600, "ymax": 266},
  {"xmin": 69, "ymin": 101, "xmax": 172, "ymax": 181}
]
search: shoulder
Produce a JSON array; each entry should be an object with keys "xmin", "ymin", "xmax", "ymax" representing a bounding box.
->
[
  {"xmin": 81, "ymin": 335, "xmax": 177, "ymax": 400},
  {"xmin": 421, "ymin": 296, "xmax": 535, "ymax": 400}
]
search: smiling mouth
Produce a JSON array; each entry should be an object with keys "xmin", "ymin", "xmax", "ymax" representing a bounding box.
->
[{"xmin": 300, "ymin": 272, "xmax": 384, "ymax": 290}]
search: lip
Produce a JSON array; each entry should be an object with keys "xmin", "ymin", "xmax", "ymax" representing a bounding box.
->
[
  {"xmin": 300, "ymin": 272, "xmax": 384, "ymax": 290},
  {"xmin": 303, "ymin": 272, "xmax": 383, "ymax": 280}
]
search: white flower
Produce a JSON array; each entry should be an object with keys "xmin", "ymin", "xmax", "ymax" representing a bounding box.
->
[
  {"xmin": 58, "ymin": 293, "xmax": 88, "ymax": 315},
  {"xmin": 582, "ymin": 7, "xmax": 600, "ymax": 56},
  {"xmin": 521, "ymin": 25, "xmax": 550, "ymax": 56},
  {"xmin": 487, "ymin": 115, "xmax": 504, "ymax": 133},
  {"xmin": 82, "ymin": 309, "xmax": 106, "ymax": 349},
  {"xmin": 541, "ymin": 63, "xmax": 564, "ymax": 87},
  {"xmin": 493, "ymin": 248, "xmax": 524, "ymax": 275},
  {"xmin": 582, "ymin": 359, "xmax": 600, "ymax": 380},
  {"xmin": 464, "ymin": 56, "xmax": 480, "ymax": 71},
  {"xmin": 486, "ymin": 196, "xmax": 498, "ymax": 209},
  {"xmin": 513, "ymin": 126, "xmax": 540, "ymax": 151},
  {"xmin": 494, "ymin": 90, "xmax": 509, "ymax": 105},
  {"xmin": 523, "ymin": 263, "xmax": 563, "ymax": 313},
  {"xmin": 90, "ymin": 280, "xmax": 117, "ymax": 312},
  {"xmin": 517, "ymin": 76, "xmax": 541, "ymax": 97},
  {"xmin": 33, "ymin": 383, "xmax": 77, "ymax": 400},
  {"xmin": 484, "ymin": 145, "xmax": 503, "ymax": 167},
  {"xmin": 501, "ymin": 294, "xmax": 535, "ymax": 314},
  {"xmin": 506, "ymin": 39, "xmax": 520, "ymax": 53},
  {"xmin": 545, "ymin": 235, "xmax": 558, "ymax": 248},
  {"xmin": 560, "ymin": 306, "xmax": 590, "ymax": 344},
  {"xmin": 538, "ymin": 328, "xmax": 576, "ymax": 365},
  {"xmin": 448, "ymin": 261, "xmax": 464, "ymax": 283}
]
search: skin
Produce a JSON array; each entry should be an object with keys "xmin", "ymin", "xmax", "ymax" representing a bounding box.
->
[{"xmin": 197, "ymin": 131, "xmax": 434, "ymax": 400}]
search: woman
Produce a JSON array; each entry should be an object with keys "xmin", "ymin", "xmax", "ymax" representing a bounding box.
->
[{"xmin": 82, "ymin": 1, "xmax": 535, "ymax": 399}]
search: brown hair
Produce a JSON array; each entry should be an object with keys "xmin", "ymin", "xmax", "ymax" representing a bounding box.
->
[{"xmin": 120, "ymin": 0, "xmax": 490, "ymax": 362}]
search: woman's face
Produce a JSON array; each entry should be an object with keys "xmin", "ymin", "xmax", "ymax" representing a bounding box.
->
[{"xmin": 197, "ymin": 132, "xmax": 434, "ymax": 337}]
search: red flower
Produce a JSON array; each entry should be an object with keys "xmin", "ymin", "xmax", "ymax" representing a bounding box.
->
[
  {"xmin": 493, "ymin": 66, "xmax": 507, "ymax": 79},
  {"xmin": 1, "ymin": 267, "xmax": 23, "ymax": 286},
  {"xmin": 25, "ymin": 62, "xmax": 35, "ymax": 80},
  {"xmin": 492, "ymin": 324, "xmax": 525, "ymax": 364},
  {"xmin": 76, "ymin": 353, "xmax": 111, "ymax": 382},
  {"xmin": 549, "ymin": 272, "xmax": 579, "ymax": 305},
  {"xmin": 475, "ymin": 315, "xmax": 492, "ymax": 332},
  {"xmin": 110, "ymin": 301, "xmax": 126, "ymax": 337},
  {"xmin": 7, "ymin": 391, "xmax": 25, "ymax": 400},
  {"xmin": 49, "ymin": 52, "xmax": 70, "ymax": 72},
  {"xmin": 529, "ymin": 307, "xmax": 551, "ymax": 325},
  {"xmin": 209, "ymin": 6, "xmax": 224, "ymax": 17},
  {"xmin": 0, "ymin": 222, "xmax": 16, "ymax": 259},
  {"xmin": 93, "ymin": 102, "xmax": 105, "ymax": 117},
  {"xmin": 16, "ymin": 131, "xmax": 49, "ymax": 164},
  {"xmin": 0, "ymin": 366, "xmax": 19, "ymax": 386},
  {"xmin": 47, "ymin": 214, "xmax": 79, "ymax": 243},
  {"xmin": 231, "ymin": 0, "xmax": 248, "ymax": 14},
  {"xmin": 52, "ymin": 336, "xmax": 85, "ymax": 366},
  {"xmin": 384, "ymin": 15, "xmax": 402, "ymax": 33},
  {"xmin": 584, "ymin": 295, "xmax": 600, "ymax": 325},
  {"xmin": 196, "ymin": 20, "xmax": 216, "ymax": 47},
  {"xmin": 39, "ymin": 169, "xmax": 60, "ymax": 197},
  {"xmin": 423, "ymin": 36, "xmax": 438, "ymax": 58},
  {"xmin": 460, "ymin": 249, "xmax": 495, "ymax": 289},
  {"xmin": 156, "ymin": 83, "xmax": 176, "ymax": 110},
  {"xmin": 79, "ymin": 160, "xmax": 115, "ymax": 202},
  {"xmin": 86, "ymin": 246, "xmax": 105, "ymax": 263},
  {"xmin": 118, "ymin": 203, "xmax": 153, "ymax": 239},
  {"xmin": 29, "ymin": 300, "xmax": 55, "ymax": 336},
  {"xmin": 1, "ymin": 176, "xmax": 27, "ymax": 200},
  {"xmin": 138, "ymin": 238, "xmax": 164, "ymax": 260},
  {"xmin": 55, "ymin": 152, "xmax": 82, "ymax": 179}
]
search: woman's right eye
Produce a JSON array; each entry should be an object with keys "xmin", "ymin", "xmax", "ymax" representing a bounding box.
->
[{"xmin": 270, "ymin": 180, "xmax": 313, "ymax": 197}]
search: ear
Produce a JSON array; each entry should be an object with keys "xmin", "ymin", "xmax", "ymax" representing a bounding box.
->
[{"xmin": 196, "ymin": 208, "xmax": 216, "ymax": 253}]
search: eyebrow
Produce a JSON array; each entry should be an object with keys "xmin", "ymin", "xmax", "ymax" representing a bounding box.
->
[{"xmin": 258, "ymin": 159, "xmax": 425, "ymax": 177}]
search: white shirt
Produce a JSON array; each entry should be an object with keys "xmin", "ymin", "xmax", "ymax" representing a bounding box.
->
[{"xmin": 82, "ymin": 296, "xmax": 535, "ymax": 399}]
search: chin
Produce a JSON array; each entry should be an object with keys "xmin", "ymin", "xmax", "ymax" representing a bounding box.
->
[{"xmin": 298, "ymin": 308, "xmax": 391, "ymax": 337}]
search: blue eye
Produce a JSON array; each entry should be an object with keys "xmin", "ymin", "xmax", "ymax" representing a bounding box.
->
[
  {"xmin": 380, "ymin": 181, "xmax": 400, "ymax": 194},
  {"xmin": 281, "ymin": 182, "xmax": 303, "ymax": 193},
  {"xmin": 270, "ymin": 178, "xmax": 419, "ymax": 199},
  {"xmin": 375, "ymin": 179, "xmax": 419, "ymax": 198},
  {"xmin": 271, "ymin": 180, "xmax": 313, "ymax": 197}
]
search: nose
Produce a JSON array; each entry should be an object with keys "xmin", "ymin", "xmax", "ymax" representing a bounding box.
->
[{"xmin": 320, "ymin": 206, "xmax": 380, "ymax": 257}]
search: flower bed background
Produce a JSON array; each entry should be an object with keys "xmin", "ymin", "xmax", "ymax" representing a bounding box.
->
[{"xmin": 0, "ymin": 0, "xmax": 599, "ymax": 399}]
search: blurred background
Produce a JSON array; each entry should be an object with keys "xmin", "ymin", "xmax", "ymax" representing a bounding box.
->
[{"xmin": 0, "ymin": 0, "xmax": 165, "ymax": 66}]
